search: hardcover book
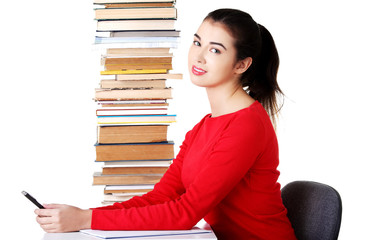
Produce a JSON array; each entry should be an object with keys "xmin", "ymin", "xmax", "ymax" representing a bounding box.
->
[
  {"xmin": 97, "ymin": 19, "xmax": 176, "ymax": 31},
  {"xmin": 93, "ymin": 172, "xmax": 163, "ymax": 185},
  {"xmin": 98, "ymin": 124, "xmax": 168, "ymax": 143},
  {"xmin": 94, "ymin": 7, "xmax": 177, "ymax": 20},
  {"xmin": 94, "ymin": 88, "xmax": 173, "ymax": 100},
  {"xmin": 95, "ymin": 141, "xmax": 174, "ymax": 161}
]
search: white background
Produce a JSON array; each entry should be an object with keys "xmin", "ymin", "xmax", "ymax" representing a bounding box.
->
[{"xmin": 1, "ymin": 0, "xmax": 364, "ymax": 239}]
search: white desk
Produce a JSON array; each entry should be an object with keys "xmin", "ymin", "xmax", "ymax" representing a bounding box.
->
[
  {"xmin": 40, "ymin": 220, "xmax": 217, "ymax": 240},
  {"xmin": 41, "ymin": 231, "xmax": 217, "ymax": 240}
]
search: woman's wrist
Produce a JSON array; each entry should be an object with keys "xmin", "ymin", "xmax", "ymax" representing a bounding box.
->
[{"xmin": 80, "ymin": 209, "xmax": 93, "ymax": 230}]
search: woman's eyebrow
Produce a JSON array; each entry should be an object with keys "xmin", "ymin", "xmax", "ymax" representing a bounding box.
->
[
  {"xmin": 194, "ymin": 33, "xmax": 227, "ymax": 50},
  {"xmin": 210, "ymin": 41, "xmax": 227, "ymax": 50}
]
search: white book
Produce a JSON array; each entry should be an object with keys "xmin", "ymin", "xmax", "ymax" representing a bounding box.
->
[
  {"xmin": 95, "ymin": 36, "xmax": 180, "ymax": 44},
  {"xmin": 110, "ymin": 31, "xmax": 180, "ymax": 38},
  {"xmin": 97, "ymin": 19, "xmax": 176, "ymax": 31},
  {"xmin": 112, "ymin": 192, "xmax": 148, "ymax": 197},
  {"xmin": 80, "ymin": 228, "xmax": 214, "ymax": 239},
  {"xmin": 102, "ymin": 53, "xmax": 173, "ymax": 58},
  {"xmin": 92, "ymin": 41, "xmax": 179, "ymax": 50},
  {"xmin": 104, "ymin": 193, "xmax": 144, "ymax": 201},
  {"xmin": 97, "ymin": 115, "xmax": 176, "ymax": 125}
]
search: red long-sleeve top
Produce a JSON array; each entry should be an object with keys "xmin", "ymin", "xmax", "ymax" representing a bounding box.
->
[{"xmin": 92, "ymin": 101, "xmax": 297, "ymax": 239}]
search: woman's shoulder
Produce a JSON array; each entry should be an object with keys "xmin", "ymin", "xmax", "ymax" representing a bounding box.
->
[
  {"xmin": 188, "ymin": 101, "xmax": 272, "ymax": 138},
  {"xmin": 212, "ymin": 101, "xmax": 268, "ymax": 127},
  {"xmin": 235, "ymin": 101, "xmax": 269, "ymax": 123}
]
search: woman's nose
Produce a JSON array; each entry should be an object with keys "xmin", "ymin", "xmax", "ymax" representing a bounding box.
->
[{"xmin": 195, "ymin": 48, "xmax": 206, "ymax": 64}]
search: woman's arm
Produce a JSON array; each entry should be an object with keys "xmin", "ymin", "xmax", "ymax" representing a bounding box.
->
[
  {"xmin": 91, "ymin": 115, "xmax": 265, "ymax": 230},
  {"xmin": 34, "ymin": 130, "xmax": 194, "ymax": 233},
  {"xmin": 34, "ymin": 151, "xmax": 185, "ymax": 233}
]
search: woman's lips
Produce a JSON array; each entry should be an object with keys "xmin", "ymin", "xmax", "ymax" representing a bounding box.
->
[{"xmin": 192, "ymin": 65, "xmax": 207, "ymax": 76}]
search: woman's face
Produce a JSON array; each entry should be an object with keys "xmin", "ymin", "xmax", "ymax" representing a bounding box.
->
[{"xmin": 188, "ymin": 20, "xmax": 241, "ymax": 89}]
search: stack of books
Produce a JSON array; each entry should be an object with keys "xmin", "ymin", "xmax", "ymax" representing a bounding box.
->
[{"xmin": 92, "ymin": 0, "xmax": 182, "ymax": 205}]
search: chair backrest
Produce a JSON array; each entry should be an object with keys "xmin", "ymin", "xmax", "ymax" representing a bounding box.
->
[{"xmin": 281, "ymin": 181, "xmax": 342, "ymax": 240}]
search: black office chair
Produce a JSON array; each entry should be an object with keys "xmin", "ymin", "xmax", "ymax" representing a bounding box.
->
[{"xmin": 281, "ymin": 181, "xmax": 342, "ymax": 240}]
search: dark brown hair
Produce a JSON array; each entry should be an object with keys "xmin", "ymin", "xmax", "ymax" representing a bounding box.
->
[{"xmin": 205, "ymin": 9, "xmax": 283, "ymax": 126}]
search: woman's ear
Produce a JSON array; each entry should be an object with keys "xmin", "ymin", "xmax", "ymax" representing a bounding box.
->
[{"xmin": 234, "ymin": 57, "xmax": 252, "ymax": 75}]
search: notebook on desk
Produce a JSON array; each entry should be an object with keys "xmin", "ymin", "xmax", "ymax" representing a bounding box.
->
[{"xmin": 80, "ymin": 226, "xmax": 215, "ymax": 239}]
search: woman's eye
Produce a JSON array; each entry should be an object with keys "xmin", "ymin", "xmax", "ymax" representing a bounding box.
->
[
  {"xmin": 193, "ymin": 40, "xmax": 201, "ymax": 46},
  {"xmin": 210, "ymin": 48, "xmax": 220, "ymax": 54}
]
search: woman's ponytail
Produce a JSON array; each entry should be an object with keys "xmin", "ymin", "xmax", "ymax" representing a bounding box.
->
[
  {"xmin": 250, "ymin": 24, "xmax": 282, "ymax": 127},
  {"xmin": 205, "ymin": 9, "xmax": 283, "ymax": 127}
]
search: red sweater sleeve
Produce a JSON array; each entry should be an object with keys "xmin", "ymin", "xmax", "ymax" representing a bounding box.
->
[{"xmin": 91, "ymin": 114, "xmax": 264, "ymax": 230}]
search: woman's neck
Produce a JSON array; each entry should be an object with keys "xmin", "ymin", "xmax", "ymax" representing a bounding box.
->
[{"xmin": 206, "ymin": 84, "xmax": 255, "ymax": 118}]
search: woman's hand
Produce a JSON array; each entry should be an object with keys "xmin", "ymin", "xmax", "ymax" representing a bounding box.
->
[{"xmin": 35, "ymin": 204, "xmax": 92, "ymax": 233}]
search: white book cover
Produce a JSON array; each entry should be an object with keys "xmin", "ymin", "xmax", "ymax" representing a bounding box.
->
[{"xmin": 80, "ymin": 227, "xmax": 213, "ymax": 239}]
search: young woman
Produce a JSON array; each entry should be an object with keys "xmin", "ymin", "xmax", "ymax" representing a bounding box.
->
[{"xmin": 35, "ymin": 9, "xmax": 297, "ymax": 239}]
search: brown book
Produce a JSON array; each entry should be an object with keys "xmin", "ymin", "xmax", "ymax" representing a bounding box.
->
[
  {"xmin": 93, "ymin": 172, "xmax": 163, "ymax": 185},
  {"xmin": 102, "ymin": 57, "xmax": 172, "ymax": 65},
  {"xmin": 100, "ymin": 79, "xmax": 166, "ymax": 89},
  {"xmin": 100, "ymin": 103, "xmax": 169, "ymax": 107},
  {"xmin": 95, "ymin": 7, "xmax": 177, "ymax": 20},
  {"xmin": 104, "ymin": 63, "xmax": 172, "ymax": 71},
  {"xmin": 97, "ymin": 99, "xmax": 168, "ymax": 106},
  {"xmin": 94, "ymin": 88, "xmax": 172, "ymax": 100},
  {"xmin": 103, "ymin": 184, "xmax": 154, "ymax": 194},
  {"xmin": 94, "ymin": 0, "xmax": 176, "ymax": 4},
  {"xmin": 103, "ymin": 160, "xmax": 171, "ymax": 167},
  {"xmin": 101, "ymin": 69, "xmax": 168, "ymax": 75},
  {"xmin": 104, "ymin": 188, "xmax": 151, "ymax": 194},
  {"xmin": 102, "ymin": 166, "xmax": 169, "ymax": 175},
  {"xmin": 103, "ymin": 3, "xmax": 174, "ymax": 8},
  {"xmin": 96, "ymin": 100, "xmax": 171, "ymax": 111},
  {"xmin": 116, "ymin": 73, "xmax": 182, "ymax": 80},
  {"xmin": 95, "ymin": 141, "xmax": 174, "ymax": 161},
  {"xmin": 98, "ymin": 125, "xmax": 168, "ymax": 143}
]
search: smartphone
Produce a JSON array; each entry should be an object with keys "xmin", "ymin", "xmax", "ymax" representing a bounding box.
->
[{"xmin": 22, "ymin": 191, "xmax": 45, "ymax": 209}]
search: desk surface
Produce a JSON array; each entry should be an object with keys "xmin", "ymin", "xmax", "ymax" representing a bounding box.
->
[{"xmin": 41, "ymin": 231, "xmax": 217, "ymax": 240}]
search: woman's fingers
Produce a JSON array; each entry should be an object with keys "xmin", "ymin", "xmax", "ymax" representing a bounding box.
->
[
  {"xmin": 35, "ymin": 208, "xmax": 59, "ymax": 217},
  {"xmin": 43, "ymin": 203, "xmax": 64, "ymax": 209},
  {"xmin": 36, "ymin": 216, "xmax": 57, "ymax": 232},
  {"xmin": 36, "ymin": 215, "xmax": 54, "ymax": 225}
]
